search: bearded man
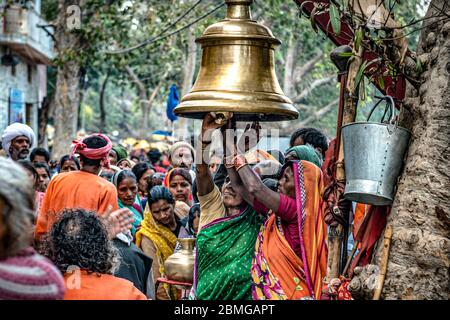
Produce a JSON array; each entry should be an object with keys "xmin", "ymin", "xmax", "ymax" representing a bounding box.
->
[{"xmin": 1, "ymin": 123, "xmax": 35, "ymax": 161}]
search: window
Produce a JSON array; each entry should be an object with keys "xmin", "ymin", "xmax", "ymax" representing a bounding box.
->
[
  {"xmin": 27, "ymin": 64, "xmax": 32, "ymax": 83},
  {"xmin": 26, "ymin": 103, "xmax": 32, "ymax": 126}
]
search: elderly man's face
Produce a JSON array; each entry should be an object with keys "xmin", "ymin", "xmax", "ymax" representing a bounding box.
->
[
  {"xmin": 10, "ymin": 136, "xmax": 30, "ymax": 160},
  {"xmin": 171, "ymin": 147, "xmax": 193, "ymax": 170}
]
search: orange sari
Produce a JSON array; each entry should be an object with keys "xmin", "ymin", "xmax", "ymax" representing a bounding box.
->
[{"xmin": 251, "ymin": 160, "xmax": 328, "ymax": 300}]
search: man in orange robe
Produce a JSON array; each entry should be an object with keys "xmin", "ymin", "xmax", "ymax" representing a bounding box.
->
[{"xmin": 35, "ymin": 134, "xmax": 118, "ymax": 241}]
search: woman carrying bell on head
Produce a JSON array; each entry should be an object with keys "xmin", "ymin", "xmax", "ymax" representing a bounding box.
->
[
  {"xmin": 191, "ymin": 113, "xmax": 266, "ymax": 300},
  {"xmin": 228, "ymin": 134, "xmax": 328, "ymax": 300}
]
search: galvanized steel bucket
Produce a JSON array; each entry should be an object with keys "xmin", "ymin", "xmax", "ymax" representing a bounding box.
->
[{"xmin": 342, "ymin": 96, "xmax": 411, "ymax": 205}]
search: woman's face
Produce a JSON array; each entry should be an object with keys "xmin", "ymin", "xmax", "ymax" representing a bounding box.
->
[
  {"xmin": 150, "ymin": 199, "xmax": 175, "ymax": 227},
  {"xmin": 139, "ymin": 168, "xmax": 155, "ymax": 195},
  {"xmin": 36, "ymin": 168, "xmax": 50, "ymax": 192},
  {"xmin": 117, "ymin": 177, "xmax": 138, "ymax": 206},
  {"xmin": 278, "ymin": 166, "xmax": 296, "ymax": 198},
  {"xmin": 108, "ymin": 150, "xmax": 118, "ymax": 166},
  {"xmin": 61, "ymin": 160, "xmax": 79, "ymax": 173},
  {"xmin": 221, "ymin": 177, "xmax": 244, "ymax": 208},
  {"xmin": 118, "ymin": 161, "xmax": 132, "ymax": 170},
  {"xmin": 169, "ymin": 175, "xmax": 192, "ymax": 204}
]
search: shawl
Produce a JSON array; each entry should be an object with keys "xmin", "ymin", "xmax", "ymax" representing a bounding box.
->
[
  {"xmin": 135, "ymin": 204, "xmax": 178, "ymax": 299},
  {"xmin": 285, "ymin": 145, "xmax": 323, "ymax": 168},
  {"xmin": 192, "ymin": 206, "xmax": 264, "ymax": 300},
  {"xmin": 251, "ymin": 160, "xmax": 328, "ymax": 300}
]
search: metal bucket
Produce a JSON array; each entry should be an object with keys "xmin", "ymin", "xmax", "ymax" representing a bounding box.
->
[{"xmin": 342, "ymin": 96, "xmax": 411, "ymax": 205}]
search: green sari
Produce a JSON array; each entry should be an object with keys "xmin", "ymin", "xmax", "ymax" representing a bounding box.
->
[{"xmin": 192, "ymin": 206, "xmax": 264, "ymax": 300}]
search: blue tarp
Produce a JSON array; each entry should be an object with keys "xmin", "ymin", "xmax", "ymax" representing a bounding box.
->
[
  {"xmin": 166, "ymin": 84, "xmax": 179, "ymax": 122},
  {"xmin": 152, "ymin": 130, "xmax": 172, "ymax": 136}
]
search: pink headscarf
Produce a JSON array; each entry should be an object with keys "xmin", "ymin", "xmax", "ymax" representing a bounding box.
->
[{"xmin": 70, "ymin": 133, "xmax": 113, "ymax": 169}]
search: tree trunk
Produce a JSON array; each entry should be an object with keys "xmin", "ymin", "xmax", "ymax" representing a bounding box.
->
[
  {"xmin": 52, "ymin": 61, "xmax": 81, "ymax": 159},
  {"xmin": 283, "ymin": 33, "xmax": 297, "ymax": 99},
  {"xmin": 175, "ymin": 26, "xmax": 197, "ymax": 141},
  {"xmin": 354, "ymin": 0, "xmax": 450, "ymax": 299},
  {"xmin": 99, "ymin": 73, "xmax": 110, "ymax": 132},
  {"xmin": 125, "ymin": 66, "xmax": 149, "ymax": 138},
  {"xmin": 38, "ymin": 95, "xmax": 53, "ymax": 148},
  {"xmin": 51, "ymin": 0, "xmax": 84, "ymax": 160}
]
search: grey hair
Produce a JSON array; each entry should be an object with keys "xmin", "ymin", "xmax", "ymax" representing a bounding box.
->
[{"xmin": 0, "ymin": 158, "xmax": 35, "ymax": 259}]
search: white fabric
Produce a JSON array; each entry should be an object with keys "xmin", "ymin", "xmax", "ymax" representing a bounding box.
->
[{"xmin": 1, "ymin": 123, "xmax": 35, "ymax": 157}]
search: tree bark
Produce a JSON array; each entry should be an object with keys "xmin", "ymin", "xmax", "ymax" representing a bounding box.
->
[
  {"xmin": 51, "ymin": 0, "xmax": 85, "ymax": 160},
  {"xmin": 354, "ymin": 0, "xmax": 450, "ymax": 299}
]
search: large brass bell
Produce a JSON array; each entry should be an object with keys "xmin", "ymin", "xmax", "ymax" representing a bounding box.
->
[{"xmin": 174, "ymin": 0, "xmax": 299, "ymax": 121}]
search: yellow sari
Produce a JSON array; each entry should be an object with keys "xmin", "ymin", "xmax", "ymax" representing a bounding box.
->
[{"xmin": 136, "ymin": 204, "xmax": 178, "ymax": 299}]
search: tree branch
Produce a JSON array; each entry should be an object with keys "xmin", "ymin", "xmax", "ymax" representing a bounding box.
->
[
  {"xmin": 294, "ymin": 98, "xmax": 339, "ymax": 129},
  {"xmin": 293, "ymin": 75, "xmax": 335, "ymax": 103},
  {"xmin": 125, "ymin": 66, "xmax": 146, "ymax": 95},
  {"xmin": 293, "ymin": 51, "xmax": 324, "ymax": 82}
]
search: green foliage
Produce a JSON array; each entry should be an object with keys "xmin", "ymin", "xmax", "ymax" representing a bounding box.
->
[
  {"xmin": 329, "ymin": 2, "xmax": 341, "ymax": 35},
  {"xmin": 354, "ymin": 28, "xmax": 363, "ymax": 52}
]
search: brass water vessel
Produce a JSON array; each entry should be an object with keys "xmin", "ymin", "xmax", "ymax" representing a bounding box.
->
[
  {"xmin": 174, "ymin": 0, "xmax": 298, "ymax": 121},
  {"xmin": 164, "ymin": 238, "xmax": 196, "ymax": 285}
]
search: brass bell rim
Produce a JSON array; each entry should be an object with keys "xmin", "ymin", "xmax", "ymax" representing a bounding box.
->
[
  {"xmin": 174, "ymin": 103, "xmax": 299, "ymax": 122},
  {"xmin": 180, "ymin": 90, "xmax": 294, "ymax": 104}
]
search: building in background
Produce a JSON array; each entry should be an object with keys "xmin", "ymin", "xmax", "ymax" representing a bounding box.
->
[{"xmin": 0, "ymin": 0, "xmax": 54, "ymax": 136}]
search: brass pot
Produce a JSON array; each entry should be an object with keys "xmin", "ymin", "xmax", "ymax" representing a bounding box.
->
[{"xmin": 164, "ymin": 238, "xmax": 196, "ymax": 284}]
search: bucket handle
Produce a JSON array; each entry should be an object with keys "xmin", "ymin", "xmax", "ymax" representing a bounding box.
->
[{"xmin": 366, "ymin": 95, "xmax": 396, "ymax": 125}]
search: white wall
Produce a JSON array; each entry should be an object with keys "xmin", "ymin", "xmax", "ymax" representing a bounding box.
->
[{"xmin": 0, "ymin": 46, "xmax": 44, "ymax": 135}]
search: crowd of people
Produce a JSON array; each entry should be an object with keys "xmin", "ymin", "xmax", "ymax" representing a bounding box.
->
[{"xmin": 0, "ymin": 112, "xmax": 340, "ymax": 300}]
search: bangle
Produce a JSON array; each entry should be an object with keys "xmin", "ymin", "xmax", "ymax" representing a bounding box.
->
[
  {"xmin": 198, "ymin": 135, "xmax": 211, "ymax": 150},
  {"xmin": 201, "ymin": 141, "xmax": 211, "ymax": 150},
  {"xmin": 234, "ymin": 154, "xmax": 248, "ymax": 171},
  {"xmin": 198, "ymin": 134, "xmax": 212, "ymax": 144},
  {"xmin": 224, "ymin": 155, "xmax": 235, "ymax": 168}
]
